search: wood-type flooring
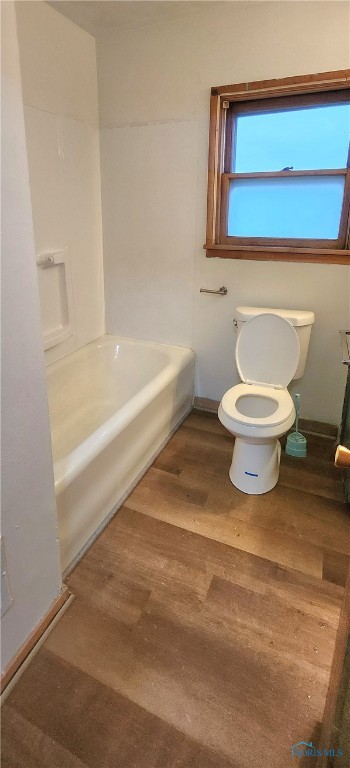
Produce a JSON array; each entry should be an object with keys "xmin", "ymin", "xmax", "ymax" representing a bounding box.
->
[{"xmin": 2, "ymin": 411, "xmax": 350, "ymax": 768}]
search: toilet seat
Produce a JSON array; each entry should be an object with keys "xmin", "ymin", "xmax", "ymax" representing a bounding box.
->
[
  {"xmin": 236, "ymin": 313, "xmax": 300, "ymax": 388},
  {"xmin": 220, "ymin": 313, "xmax": 297, "ymax": 435},
  {"xmin": 220, "ymin": 383, "xmax": 294, "ymax": 428}
]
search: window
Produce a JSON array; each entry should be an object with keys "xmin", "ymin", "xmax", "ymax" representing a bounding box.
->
[{"xmin": 205, "ymin": 71, "xmax": 350, "ymax": 264}]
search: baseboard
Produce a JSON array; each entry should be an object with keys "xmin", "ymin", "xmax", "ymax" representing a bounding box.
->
[
  {"xmin": 193, "ymin": 396, "xmax": 337, "ymax": 438},
  {"xmin": 297, "ymin": 419, "xmax": 337, "ymax": 439},
  {"xmin": 194, "ymin": 397, "xmax": 219, "ymax": 413},
  {"xmin": 1, "ymin": 586, "xmax": 71, "ymax": 694}
]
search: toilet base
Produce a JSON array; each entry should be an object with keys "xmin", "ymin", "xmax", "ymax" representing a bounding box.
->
[{"xmin": 229, "ymin": 438, "xmax": 281, "ymax": 495}]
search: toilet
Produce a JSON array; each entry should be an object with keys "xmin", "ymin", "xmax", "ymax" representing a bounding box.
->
[{"xmin": 218, "ymin": 306, "xmax": 315, "ymax": 495}]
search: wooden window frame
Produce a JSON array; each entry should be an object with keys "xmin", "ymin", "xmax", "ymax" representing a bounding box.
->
[{"xmin": 205, "ymin": 70, "xmax": 350, "ymax": 264}]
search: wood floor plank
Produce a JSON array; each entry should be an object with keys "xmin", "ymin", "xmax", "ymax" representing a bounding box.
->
[
  {"xmin": 5, "ymin": 649, "xmax": 238, "ymax": 768},
  {"xmin": 93, "ymin": 506, "xmax": 344, "ymax": 613},
  {"xmin": 205, "ymin": 575, "xmax": 337, "ymax": 671},
  {"xmin": 145, "ymin": 465, "xmax": 209, "ymax": 507},
  {"xmin": 126, "ymin": 472, "xmax": 324, "ymax": 578},
  {"xmin": 281, "ymin": 444, "xmax": 340, "ymax": 481},
  {"xmin": 42, "ymin": 604, "xmax": 261, "ymax": 766},
  {"xmin": 41, "ymin": 594, "xmax": 323, "ymax": 768},
  {"xmin": 152, "ymin": 426, "xmax": 233, "ymax": 476},
  {"xmin": 279, "ymin": 463, "xmax": 343, "ymax": 502},
  {"xmin": 279, "ymin": 433, "xmax": 342, "ymax": 501},
  {"xmin": 180, "ymin": 422, "xmax": 234, "ymax": 453},
  {"xmin": 44, "ymin": 509, "xmax": 343, "ymax": 767},
  {"xmin": 322, "ymin": 549, "xmax": 350, "ymax": 588},
  {"xmin": 1, "ymin": 706, "xmax": 87, "ymax": 768},
  {"xmin": 186, "ymin": 410, "xmax": 228, "ymax": 435},
  {"xmin": 67, "ymin": 509, "xmax": 213, "ymax": 610},
  {"xmin": 67, "ymin": 559, "xmax": 152, "ymax": 626},
  {"xmin": 203, "ymin": 481, "xmax": 350, "ymax": 557}
]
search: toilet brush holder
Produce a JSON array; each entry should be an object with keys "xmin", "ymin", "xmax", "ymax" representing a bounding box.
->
[{"xmin": 285, "ymin": 393, "xmax": 307, "ymax": 457}]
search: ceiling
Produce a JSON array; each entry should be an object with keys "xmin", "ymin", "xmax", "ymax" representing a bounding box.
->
[{"xmin": 47, "ymin": 1, "xmax": 209, "ymax": 37}]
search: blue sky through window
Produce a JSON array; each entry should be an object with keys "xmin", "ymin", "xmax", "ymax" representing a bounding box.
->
[{"xmin": 233, "ymin": 103, "xmax": 350, "ymax": 172}]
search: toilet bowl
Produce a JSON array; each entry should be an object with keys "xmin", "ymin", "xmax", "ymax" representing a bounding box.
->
[
  {"xmin": 219, "ymin": 383, "xmax": 295, "ymax": 494},
  {"xmin": 218, "ymin": 310, "xmax": 311, "ymax": 495}
]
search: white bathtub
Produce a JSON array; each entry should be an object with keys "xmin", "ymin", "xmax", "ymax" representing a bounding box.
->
[{"xmin": 46, "ymin": 335, "xmax": 195, "ymax": 573}]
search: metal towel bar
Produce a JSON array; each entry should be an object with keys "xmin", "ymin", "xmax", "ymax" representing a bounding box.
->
[{"xmin": 200, "ymin": 286, "xmax": 228, "ymax": 295}]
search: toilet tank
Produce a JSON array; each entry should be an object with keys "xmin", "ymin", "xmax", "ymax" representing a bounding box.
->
[{"xmin": 235, "ymin": 306, "xmax": 315, "ymax": 380}]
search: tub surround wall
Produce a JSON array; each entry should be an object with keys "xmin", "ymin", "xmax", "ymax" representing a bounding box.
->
[
  {"xmin": 16, "ymin": 1, "xmax": 104, "ymax": 364},
  {"xmin": 96, "ymin": 1, "xmax": 350, "ymax": 426},
  {"xmin": 101, "ymin": 121, "xmax": 197, "ymax": 349},
  {"xmin": 1, "ymin": 1, "xmax": 62, "ymax": 674}
]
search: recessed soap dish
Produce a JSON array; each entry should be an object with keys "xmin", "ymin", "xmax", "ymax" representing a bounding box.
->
[{"xmin": 36, "ymin": 250, "xmax": 73, "ymax": 350}]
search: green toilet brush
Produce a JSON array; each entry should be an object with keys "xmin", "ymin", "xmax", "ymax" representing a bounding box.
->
[{"xmin": 285, "ymin": 393, "xmax": 307, "ymax": 457}]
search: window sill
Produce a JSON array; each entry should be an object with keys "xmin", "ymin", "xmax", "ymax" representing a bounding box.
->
[{"xmin": 204, "ymin": 244, "xmax": 350, "ymax": 265}]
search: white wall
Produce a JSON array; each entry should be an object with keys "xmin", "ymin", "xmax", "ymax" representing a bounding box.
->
[
  {"xmin": 1, "ymin": 1, "xmax": 62, "ymax": 673},
  {"xmin": 16, "ymin": 1, "xmax": 104, "ymax": 364},
  {"xmin": 98, "ymin": 0, "xmax": 350, "ymax": 425}
]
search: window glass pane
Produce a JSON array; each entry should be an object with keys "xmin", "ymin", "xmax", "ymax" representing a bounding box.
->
[
  {"xmin": 227, "ymin": 176, "xmax": 345, "ymax": 239},
  {"xmin": 233, "ymin": 104, "xmax": 350, "ymax": 172}
]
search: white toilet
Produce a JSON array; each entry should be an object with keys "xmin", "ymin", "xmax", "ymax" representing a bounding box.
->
[{"xmin": 218, "ymin": 306, "xmax": 315, "ymax": 495}]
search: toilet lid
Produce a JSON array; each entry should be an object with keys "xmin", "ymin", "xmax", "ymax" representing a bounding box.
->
[{"xmin": 236, "ymin": 313, "xmax": 300, "ymax": 388}]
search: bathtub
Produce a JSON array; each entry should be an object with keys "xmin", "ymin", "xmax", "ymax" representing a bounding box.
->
[{"xmin": 46, "ymin": 335, "xmax": 195, "ymax": 573}]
